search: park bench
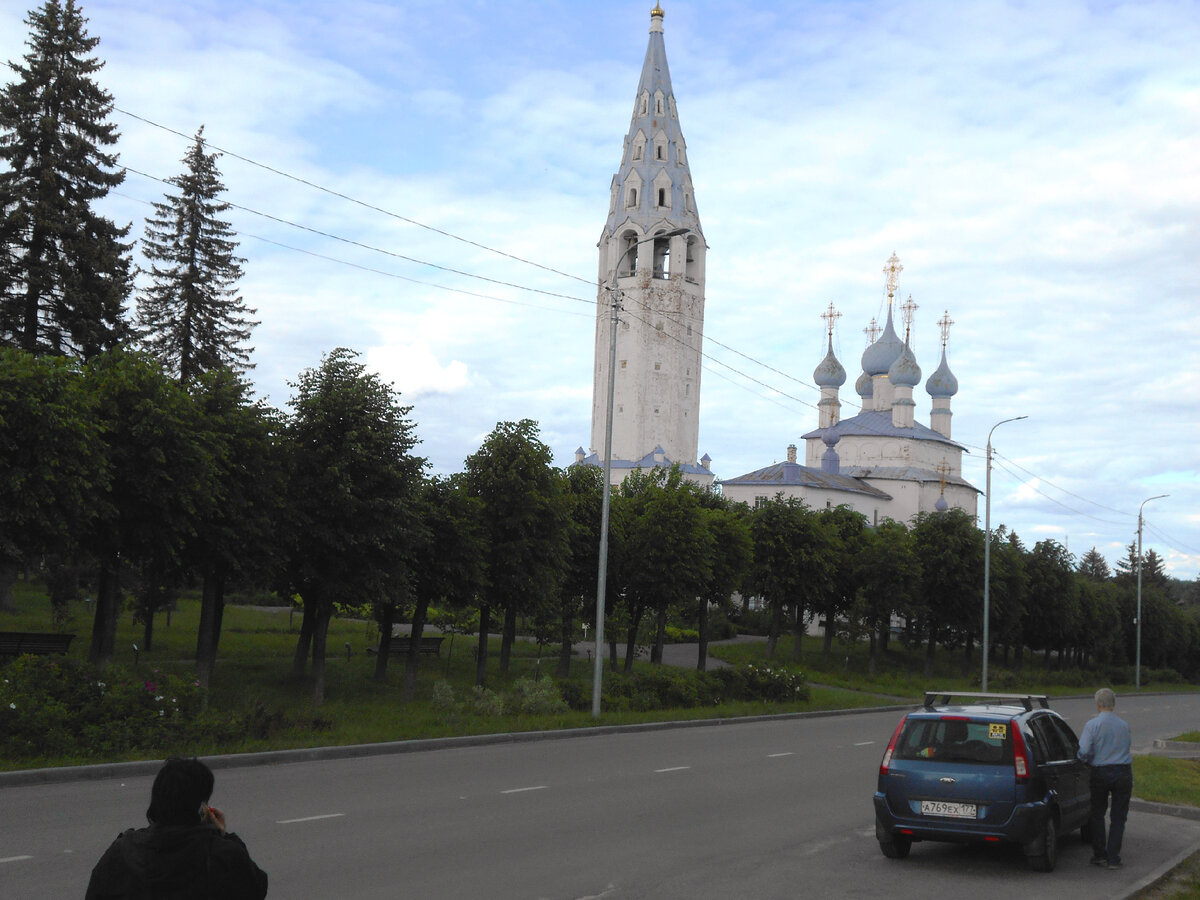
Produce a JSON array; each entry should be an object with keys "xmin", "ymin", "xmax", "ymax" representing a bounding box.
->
[
  {"xmin": 366, "ymin": 635, "xmax": 446, "ymax": 658},
  {"xmin": 0, "ymin": 631, "xmax": 76, "ymax": 658}
]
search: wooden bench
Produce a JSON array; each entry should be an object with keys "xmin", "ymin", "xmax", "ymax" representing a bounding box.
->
[
  {"xmin": 0, "ymin": 631, "xmax": 76, "ymax": 658},
  {"xmin": 366, "ymin": 635, "xmax": 445, "ymax": 658}
]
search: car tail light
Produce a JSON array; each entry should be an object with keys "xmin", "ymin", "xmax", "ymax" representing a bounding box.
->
[
  {"xmin": 880, "ymin": 716, "xmax": 906, "ymax": 775},
  {"xmin": 1011, "ymin": 718, "xmax": 1030, "ymax": 783}
]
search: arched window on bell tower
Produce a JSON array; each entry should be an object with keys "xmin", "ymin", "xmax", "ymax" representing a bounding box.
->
[
  {"xmin": 653, "ymin": 232, "xmax": 671, "ymax": 279},
  {"xmin": 621, "ymin": 230, "xmax": 639, "ymax": 276}
]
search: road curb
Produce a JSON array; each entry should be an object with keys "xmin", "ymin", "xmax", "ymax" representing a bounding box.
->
[{"xmin": 0, "ymin": 702, "xmax": 914, "ymax": 788}]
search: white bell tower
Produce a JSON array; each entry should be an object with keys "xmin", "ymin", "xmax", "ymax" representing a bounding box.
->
[{"xmin": 589, "ymin": 4, "xmax": 710, "ymax": 483}]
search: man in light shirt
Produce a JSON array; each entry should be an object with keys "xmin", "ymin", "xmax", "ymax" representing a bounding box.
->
[{"xmin": 1077, "ymin": 687, "xmax": 1133, "ymax": 869}]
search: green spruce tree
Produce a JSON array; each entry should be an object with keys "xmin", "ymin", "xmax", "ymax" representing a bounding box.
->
[
  {"xmin": 0, "ymin": 0, "xmax": 131, "ymax": 357},
  {"xmin": 137, "ymin": 126, "xmax": 256, "ymax": 382}
]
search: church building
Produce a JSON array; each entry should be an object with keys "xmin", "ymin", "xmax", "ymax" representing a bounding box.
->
[
  {"xmin": 720, "ymin": 254, "xmax": 980, "ymax": 524},
  {"xmin": 575, "ymin": 4, "xmax": 713, "ymax": 487}
]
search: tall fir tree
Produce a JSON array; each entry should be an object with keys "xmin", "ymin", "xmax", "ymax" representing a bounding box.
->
[
  {"xmin": 137, "ymin": 126, "xmax": 256, "ymax": 382},
  {"xmin": 0, "ymin": 0, "xmax": 131, "ymax": 358}
]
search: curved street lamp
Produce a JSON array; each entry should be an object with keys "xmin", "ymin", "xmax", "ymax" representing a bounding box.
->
[
  {"xmin": 593, "ymin": 227, "xmax": 689, "ymax": 717},
  {"xmin": 982, "ymin": 415, "xmax": 1026, "ymax": 693},
  {"xmin": 1135, "ymin": 493, "xmax": 1168, "ymax": 690}
]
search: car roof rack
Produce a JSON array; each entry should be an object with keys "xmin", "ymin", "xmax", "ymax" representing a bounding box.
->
[{"xmin": 923, "ymin": 691, "xmax": 1050, "ymax": 712}]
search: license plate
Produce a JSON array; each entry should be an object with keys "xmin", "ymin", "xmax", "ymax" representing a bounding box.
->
[{"xmin": 921, "ymin": 800, "xmax": 976, "ymax": 818}]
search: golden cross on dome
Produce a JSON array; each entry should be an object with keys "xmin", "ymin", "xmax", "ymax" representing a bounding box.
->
[
  {"xmin": 901, "ymin": 294, "xmax": 919, "ymax": 341},
  {"xmin": 820, "ymin": 302, "xmax": 841, "ymax": 340},
  {"xmin": 938, "ymin": 310, "xmax": 955, "ymax": 349},
  {"xmin": 936, "ymin": 460, "xmax": 950, "ymax": 492},
  {"xmin": 864, "ymin": 317, "xmax": 880, "ymax": 344},
  {"xmin": 883, "ymin": 252, "xmax": 902, "ymax": 304}
]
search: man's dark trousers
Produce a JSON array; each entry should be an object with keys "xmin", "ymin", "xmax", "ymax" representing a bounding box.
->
[{"xmin": 1089, "ymin": 763, "xmax": 1133, "ymax": 864}]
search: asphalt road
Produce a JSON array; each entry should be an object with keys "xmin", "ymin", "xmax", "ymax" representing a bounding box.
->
[{"xmin": 4, "ymin": 693, "xmax": 1199, "ymax": 899}]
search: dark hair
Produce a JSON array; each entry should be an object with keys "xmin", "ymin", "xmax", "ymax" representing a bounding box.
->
[{"xmin": 146, "ymin": 757, "xmax": 214, "ymax": 826}]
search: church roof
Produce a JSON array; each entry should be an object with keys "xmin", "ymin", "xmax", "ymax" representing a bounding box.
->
[
  {"xmin": 801, "ymin": 408, "xmax": 966, "ymax": 450},
  {"xmin": 839, "ymin": 464, "xmax": 980, "ymax": 494},
  {"xmin": 602, "ymin": 5, "xmax": 703, "ymax": 241},
  {"xmin": 719, "ymin": 460, "xmax": 892, "ymax": 499},
  {"xmin": 576, "ymin": 446, "xmax": 712, "ymax": 476}
]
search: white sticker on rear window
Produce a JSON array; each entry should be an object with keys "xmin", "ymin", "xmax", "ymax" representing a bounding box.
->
[{"xmin": 988, "ymin": 723, "xmax": 1007, "ymax": 740}]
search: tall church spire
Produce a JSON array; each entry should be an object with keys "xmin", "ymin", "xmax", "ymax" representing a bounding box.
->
[
  {"xmin": 603, "ymin": 4, "xmax": 703, "ymax": 241},
  {"xmin": 589, "ymin": 5, "xmax": 710, "ymax": 483}
]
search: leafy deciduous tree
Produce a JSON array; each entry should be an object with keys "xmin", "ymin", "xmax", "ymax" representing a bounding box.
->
[{"xmin": 285, "ymin": 348, "xmax": 425, "ymax": 704}]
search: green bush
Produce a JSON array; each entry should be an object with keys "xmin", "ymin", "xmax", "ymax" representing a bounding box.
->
[
  {"xmin": 556, "ymin": 678, "xmax": 587, "ymax": 711},
  {"xmin": 507, "ymin": 677, "xmax": 568, "ymax": 715},
  {"xmin": 470, "ymin": 685, "xmax": 505, "ymax": 716},
  {"xmin": 0, "ymin": 656, "xmax": 204, "ymax": 759},
  {"xmin": 431, "ymin": 679, "xmax": 457, "ymax": 712}
]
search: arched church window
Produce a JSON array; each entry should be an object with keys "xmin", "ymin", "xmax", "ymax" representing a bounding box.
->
[
  {"xmin": 621, "ymin": 230, "xmax": 638, "ymax": 275},
  {"xmin": 657, "ymin": 187, "xmax": 666, "ymax": 207},
  {"xmin": 638, "ymin": 93, "xmax": 649, "ymax": 116},
  {"xmin": 656, "ymin": 144, "xmax": 664, "ymax": 160},
  {"xmin": 627, "ymin": 187, "xmax": 638, "ymax": 208},
  {"xmin": 652, "ymin": 233, "xmax": 671, "ymax": 279}
]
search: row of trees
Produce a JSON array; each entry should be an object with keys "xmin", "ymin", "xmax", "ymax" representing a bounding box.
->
[{"xmin": 5, "ymin": 334, "xmax": 1198, "ymax": 705}]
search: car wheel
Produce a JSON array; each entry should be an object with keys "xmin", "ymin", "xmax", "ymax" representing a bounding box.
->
[
  {"xmin": 1024, "ymin": 816, "xmax": 1058, "ymax": 872},
  {"xmin": 879, "ymin": 834, "xmax": 912, "ymax": 859}
]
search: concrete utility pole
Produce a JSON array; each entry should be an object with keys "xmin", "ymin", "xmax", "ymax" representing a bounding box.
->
[
  {"xmin": 1136, "ymin": 493, "xmax": 1168, "ymax": 690},
  {"xmin": 982, "ymin": 415, "xmax": 1026, "ymax": 693}
]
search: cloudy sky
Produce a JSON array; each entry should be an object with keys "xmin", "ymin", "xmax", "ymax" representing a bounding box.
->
[{"xmin": 3, "ymin": 0, "xmax": 1197, "ymax": 577}]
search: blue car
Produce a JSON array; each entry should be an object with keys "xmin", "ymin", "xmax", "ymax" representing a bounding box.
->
[{"xmin": 874, "ymin": 691, "xmax": 1091, "ymax": 871}]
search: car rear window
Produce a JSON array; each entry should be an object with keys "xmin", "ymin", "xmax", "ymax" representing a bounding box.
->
[{"xmin": 894, "ymin": 717, "xmax": 1014, "ymax": 766}]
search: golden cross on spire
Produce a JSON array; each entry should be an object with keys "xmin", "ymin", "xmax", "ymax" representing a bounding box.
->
[
  {"xmin": 883, "ymin": 252, "xmax": 902, "ymax": 305},
  {"xmin": 820, "ymin": 302, "xmax": 841, "ymax": 340},
  {"xmin": 936, "ymin": 460, "xmax": 950, "ymax": 492},
  {"xmin": 937, "ymin": 310, "xmax": 954, "ymax": 349},
  {"xmin": 901, "ymin": 294, "xmax": 919, "ymax": 340},
  {"xmin": 864, "ymin": 317, "xmax": 880, "ymax": 344}
]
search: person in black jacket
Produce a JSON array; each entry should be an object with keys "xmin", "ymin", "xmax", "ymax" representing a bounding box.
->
[{"xmin": 86, "ymin": 756, "xmax": 268, "ymax": 899}]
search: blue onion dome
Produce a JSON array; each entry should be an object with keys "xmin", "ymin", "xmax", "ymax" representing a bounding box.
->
[
  {"xmin": 925, "ymin": 347, "xmax": 959, "ymax": 398},
  {"xmin": 822, "ymin": 428, "xmax": 841, "ymax": 448},
  {"xmin": 935, "ymin": 494, "xmax": 949, "ymax": 512},
  {"xmin": 861, "ymin": 308, "xmax": 905, "ymax": 376},
  {"xmin": 888, "ymin": 342, "xmax": 921, "ymax": 388},
  {"xmin": 813, "ymin": 338, "xmax": 846, "ymax": 388},
  {"xmin": 855, "ymin": 369, "xmax": 873, "ymax": 398}
]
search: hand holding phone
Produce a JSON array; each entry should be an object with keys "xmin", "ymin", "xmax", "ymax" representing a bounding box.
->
[{"xmin": 200, "ymin": 803, "xmax": 227, "ymax": 835}]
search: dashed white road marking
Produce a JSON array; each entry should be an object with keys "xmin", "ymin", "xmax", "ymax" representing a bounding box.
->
[
  {"xmin": 0, "ymin": 856, "xmax": 34, "ymax": 864},
  {"xmin": 854, "ymin": 741, "xmax": 876, "ymax": 746},
  {"xmin": 276, "ymin": 813, "xmax": 345, "ymax": 824},
  {"xmin": 655, "ymin": 766, "xmax": 691, "ymax": 773},
  {"xmin": 501, "ymin": 785, "xmax": 548, "ymax": 794},
  {"xmin": 767, "ymin": 752, "xmax": 794, "ymax": 758}
]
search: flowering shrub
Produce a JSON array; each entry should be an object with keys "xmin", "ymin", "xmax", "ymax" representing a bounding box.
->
[
  {"xmin": 740, "ymin": 664, "xmax": 809, "ymax": 702},
  {"xmin": 0, "ymin": 656, "xmax": 204, "ymax": 760}
]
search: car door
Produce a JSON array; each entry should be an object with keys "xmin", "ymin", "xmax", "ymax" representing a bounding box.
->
[
  {"xmin": 1028, "ymin": 714, "xmax": 1086, "ymax": 829},
  {"xmin": 1046, "ymin": 714, "xmax": 1090, "ymax": 828}
]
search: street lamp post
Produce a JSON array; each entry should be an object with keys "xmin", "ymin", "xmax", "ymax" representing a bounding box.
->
[
  {"xmin": 593, "ymin": 227, "xmax": 689, "ymax": 718},
  {"xmin": 1135, "ymin": 493, "xmax": 1168, "ymax": 690},
  {"xmin": 982, "ymin": 414, "xmax": 1026, "ymax": 693}
]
